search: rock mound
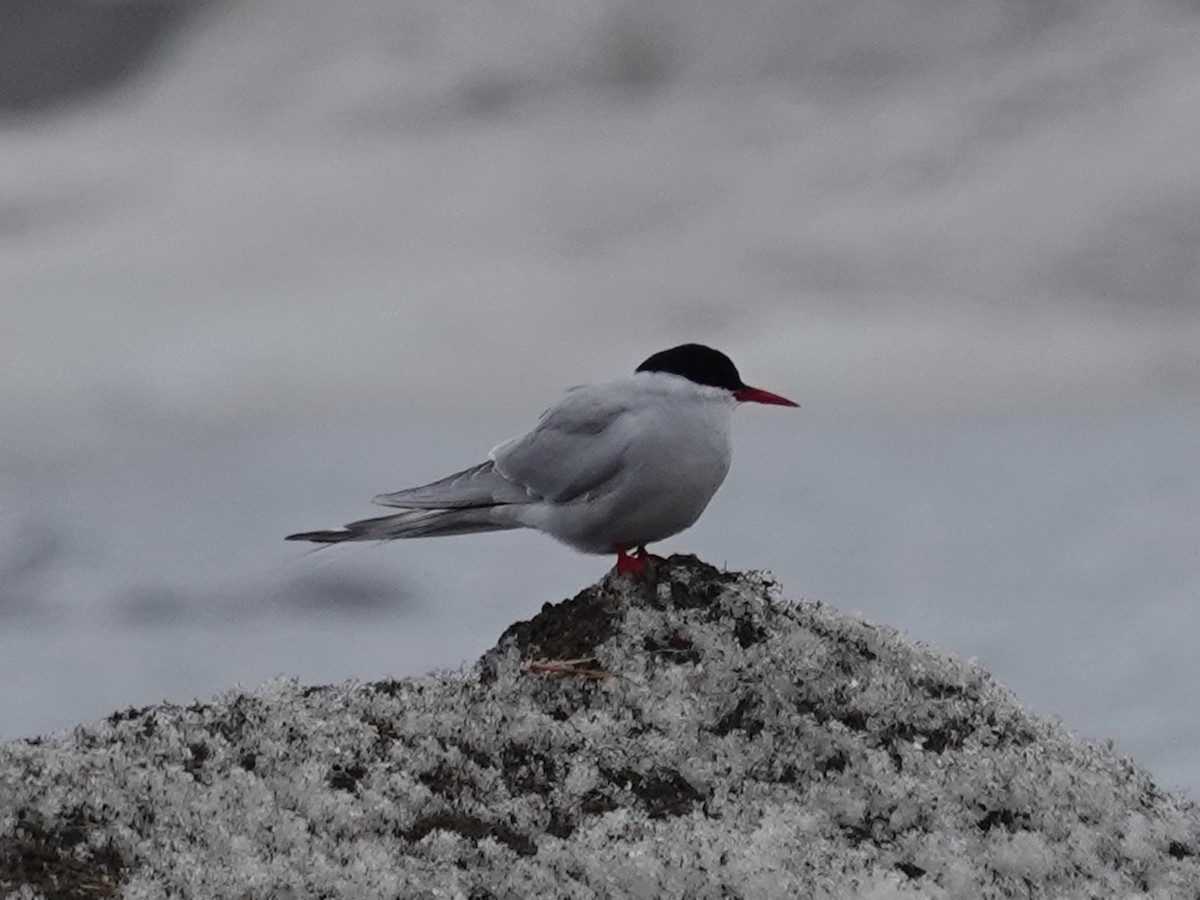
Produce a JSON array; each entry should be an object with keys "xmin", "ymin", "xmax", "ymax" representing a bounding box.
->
[{"xmin": 2, "ymin": 556, "xmax": 1197, "ymax": 898}]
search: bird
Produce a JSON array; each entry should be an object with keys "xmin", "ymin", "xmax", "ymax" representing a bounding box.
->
[{"xmin": 286, "ymin": 343, "xmax": 798, "ymax": 575}]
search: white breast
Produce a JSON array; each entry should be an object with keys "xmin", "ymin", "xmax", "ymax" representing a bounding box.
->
[{"xmin": 521, "ymin": 375, "xmax": 736, "ymax": 554}]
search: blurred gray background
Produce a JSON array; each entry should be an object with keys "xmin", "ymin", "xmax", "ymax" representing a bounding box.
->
[{"xmin": 1, "ymin": 0, "xmax": 1197, "ymax": 791}]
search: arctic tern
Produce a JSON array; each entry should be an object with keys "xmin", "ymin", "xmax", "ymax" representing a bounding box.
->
[{"xmin": 286, "ymin": 343, "xmax": 798, "ymax": 574}]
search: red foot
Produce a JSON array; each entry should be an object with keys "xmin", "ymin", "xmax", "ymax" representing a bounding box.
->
[
  {"xmin": 614, "ymin": 547, "xmax": 645, "ymax": 575},
  {"xmin": 614, "ymin": 546, "xmax": 665, "ymax": 576}
]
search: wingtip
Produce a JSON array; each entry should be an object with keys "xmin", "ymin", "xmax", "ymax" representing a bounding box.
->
[{"xmin": 285, "ymin": 530, "xmax": 349, "ymax": 543}]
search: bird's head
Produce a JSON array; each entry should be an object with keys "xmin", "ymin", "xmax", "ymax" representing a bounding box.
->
[{"xmin": 636, "ymin": 343, "xmax": 799, "ymax": 407}]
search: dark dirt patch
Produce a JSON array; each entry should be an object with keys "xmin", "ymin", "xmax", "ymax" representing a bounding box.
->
[
  {"xmin": 915, "ymin": 677, "xmax": 967, "ymax": 700},
  {"xmin": 0, "ymin": 806, "xmax": 125, "ymax": 899},
  {"xmin": 205, "ymin": 694, "xmax": 264, "ymax": 744},
  {"xmin": 105, "ymin": 705, "xmax": 159, "ymax": 740},
  {"xmin": 841, "ymin": 812, "xmax": 893, "ymax": 845},
  {"xmin": 483, "ymin": 585, "xmax": 623, "ymax": 680},
  {"xmin": 642, "ymin": 630, "xmax": 701, "ymax": 665},
  {"xmin": 606, "ymin": 767, "xmax": 704, "ymax": 819},
  {"xmin": 480, "ymin": 555, "xmax": 740, "ymax": 681},
  {"xmin": 499, "ymin": 743, "xmax": 560, "ymax": 795},
  {"xmin": 732, "ymin": 617, "xmax": 768, "ymax": 648},
  {"xmin": 978, "ymin": 807, "xmax": 1031, "ymax": 833},
  {"xmin": 815, "ymin": 749, "xmax": 850, "ymax": 775},
  {"xmin": 546, "ymin": 809, "xmax": 577, "ymax": 839},
  {"xmin": 418, "ymin": 760, "xmax": 474, "ymax": 798},
  {"xmin": 896, "ymin": 861, "xmax": 926, "ymax": 879},
  {"xmin": 542, "ymin": 786, "xmax": 621, "ymax": 841},
  {"xmin": 362, "ymin": 711, "xmax": 401, "ymax": 759},
  {"xmin": 369, "ymin": 678, "xmax": 406, "ymax": 697},
  {"xmin": 786, "ymin": 659, "xmax": 1014, "ymax": 769},
  {"xmin": 1169, "ymin": 841, "xmax": 1194, "ymax": 859},
  {"xmin": 655, "ymin": 556, "xmax": 741, "ymax": 612},
  {"xmin": 803, "ymin": 618, "xmax": 879, "ymax": 669},
  {"xmin": 183, "ymin": 741, "xmax": 211, "ymax": 781},
  {"xmin": 328, "ymin": 762, "xmax": 368, "ymax": 792},
  {"xmin": 712, "ymin": 695, "xmax": 764, "ymax": 738},
  {"xmin": 403, "ymin": 811, "xmax": 536, "ymax": 857},
  {"xmin": 579, "ymin": 788, "xmax": 621, "ymax": 817},
  {"xmin": 106, "ymin": 705, "xmax": 152, "ymax": 727}
]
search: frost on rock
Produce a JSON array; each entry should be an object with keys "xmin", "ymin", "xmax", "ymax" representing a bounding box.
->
[{"xmin": 2, "ymin": 555, "xmax": 1198, "ymax": 899}]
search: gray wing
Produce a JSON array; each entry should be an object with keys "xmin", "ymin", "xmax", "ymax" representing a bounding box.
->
[
  {"xmin": 373, "ymin": 460, "xmax": 537, "ymax": 509},
  {"xmin": 488, "ymin": 384, "xmax": 636, "ymax": 503}
]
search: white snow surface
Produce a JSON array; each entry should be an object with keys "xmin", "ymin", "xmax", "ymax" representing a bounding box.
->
[{"xmin": 2, "ymin": 557, "xmax": 1198, "ymax": 899}]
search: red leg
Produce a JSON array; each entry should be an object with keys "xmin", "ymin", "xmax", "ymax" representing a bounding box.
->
[{"xmin": 614, "ymin": 546, "xmax": 645, "ymax": 575}]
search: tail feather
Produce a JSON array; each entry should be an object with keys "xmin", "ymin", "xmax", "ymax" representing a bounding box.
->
[{"xmin": 286, "ymin": 507, "xmax": 520, "ymax": 544}]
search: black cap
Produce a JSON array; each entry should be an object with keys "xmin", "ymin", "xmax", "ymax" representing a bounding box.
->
[{"xmin": 635, "ymin": 344, "xmax": 744, "ymax": 391}]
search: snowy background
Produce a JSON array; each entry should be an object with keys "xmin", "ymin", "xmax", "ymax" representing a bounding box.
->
[{"xmin": 1, "ymin": 0, "xmax": 1197, "ymax": 790}]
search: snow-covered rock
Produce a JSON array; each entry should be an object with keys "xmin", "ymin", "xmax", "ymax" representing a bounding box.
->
[{"xmin": 2, "ymin": 555, "xmax": 1197, "ymax": 898}]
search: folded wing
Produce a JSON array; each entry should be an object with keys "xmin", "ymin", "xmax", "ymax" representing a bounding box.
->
[
  {"xmin": 373, "ymin": 383, "xmax": 635, "ymax": 512},
  {"xmin": 489, "ymin": 384, "xmax": 635, "ymax": 504},
  {"xmin": 373, "ymin": 460, "xmax": 536, "ymax": 509}
]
